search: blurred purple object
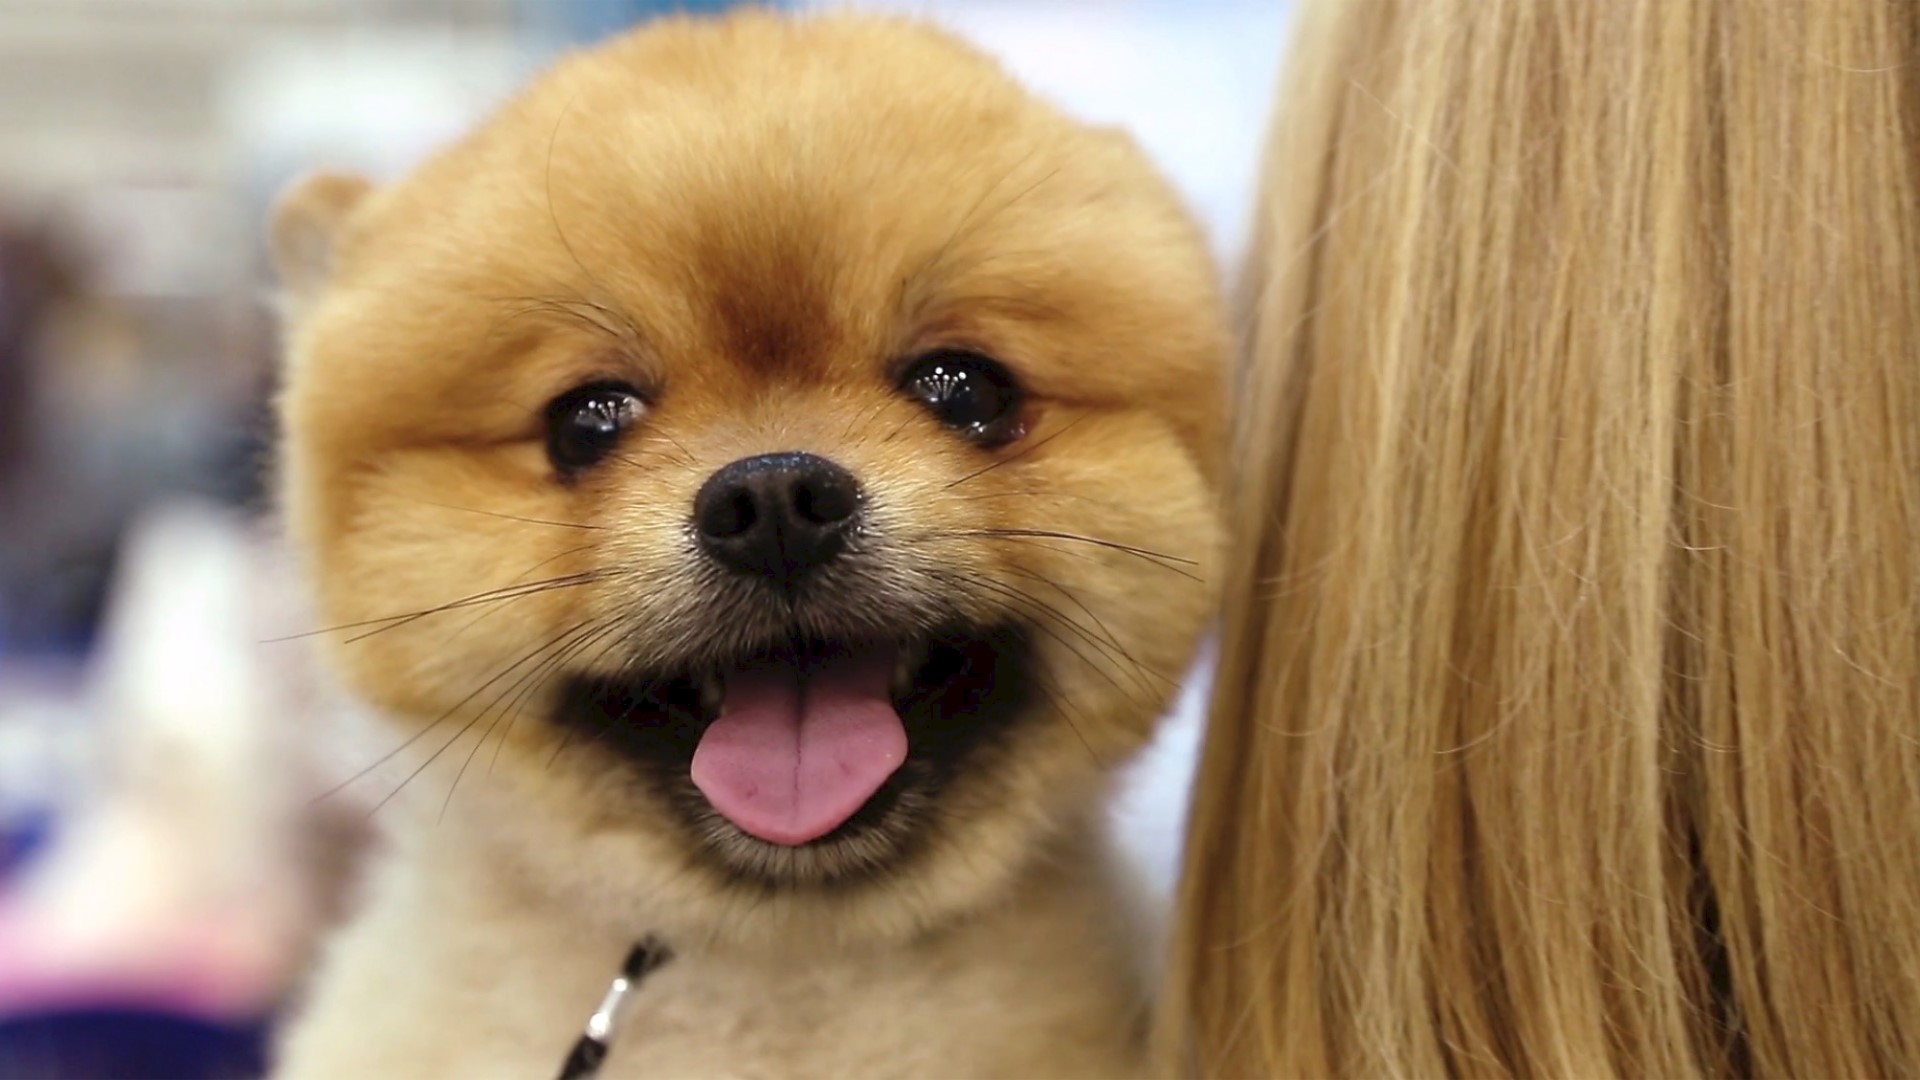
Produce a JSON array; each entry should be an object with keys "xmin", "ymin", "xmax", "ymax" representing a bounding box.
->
[
  {"xmin": 0, "ymin": 808, "xmax": 51, "ymax": 884},
  {"xmin": 0, "ymin": 1009, "xmax": 270, "ymax": 1079}
]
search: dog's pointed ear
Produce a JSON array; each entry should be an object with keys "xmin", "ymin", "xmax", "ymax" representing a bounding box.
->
[{"xmin": 269, "ymin": 172, "xmax": 373, "ymax": 308}]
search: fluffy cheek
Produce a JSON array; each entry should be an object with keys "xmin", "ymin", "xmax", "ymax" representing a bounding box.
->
[
  {"xmin": 967, "ymin": 417, "xmax": 1219, "ymax": 734},
  {"xmin": 967, "ymin": 457, "xmax": 1221, "ymax": 795},
  {"xmin": 870, "ymin": 416, "xmax": 1220, "ymax": 852},
  {"xmin": 301, "ymin": 447, "xmax": 633, "ymax": 721}
]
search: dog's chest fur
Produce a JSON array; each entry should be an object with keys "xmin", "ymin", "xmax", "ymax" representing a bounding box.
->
[
  {"xmin": 601, "ymin": 938, "xmax": 1138, "ymax": 1078},
  {"xmin": 275, "ymin": 824, "xmax": 1148, "ymax": 1079}
]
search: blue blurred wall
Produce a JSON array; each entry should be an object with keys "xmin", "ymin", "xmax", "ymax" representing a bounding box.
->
[{"xmin": 533, "ymin": 0, "xmax": 780, "ymax": 46}]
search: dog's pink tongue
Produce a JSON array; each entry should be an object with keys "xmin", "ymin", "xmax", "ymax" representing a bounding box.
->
[{"xmin": 690, "ymin": 653, "xmax": 907, "ymax": 846}]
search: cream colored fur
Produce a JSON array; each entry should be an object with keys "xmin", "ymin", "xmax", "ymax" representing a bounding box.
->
[{"xmin": 279, "ymin": 787, "xmax": 1147, "ymax": 1078}]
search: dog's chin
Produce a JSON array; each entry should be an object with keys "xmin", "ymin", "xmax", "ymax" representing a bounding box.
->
[{"xmin": 551, "ymin": 621, "xmax": 1037, "ymax": 888}]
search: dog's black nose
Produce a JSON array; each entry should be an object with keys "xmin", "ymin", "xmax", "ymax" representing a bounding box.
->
[{"xmin": 693, "ymin": 452, "xmax": 860, "ymax": 582}]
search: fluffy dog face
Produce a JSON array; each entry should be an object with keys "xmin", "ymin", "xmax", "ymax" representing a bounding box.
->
[{"xmin": 275, "ymin": 13, "xmax": 1224, "ymax": 936}]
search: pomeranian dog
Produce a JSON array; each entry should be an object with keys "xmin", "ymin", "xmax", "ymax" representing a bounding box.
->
[{"xmin": 269, "ymin": 10, "xmax": 1224, "ymax": 1077}]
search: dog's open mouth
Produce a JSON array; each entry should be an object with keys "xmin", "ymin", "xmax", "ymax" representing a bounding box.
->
[
  {"xmin": 555, "ymin": 624, "xmax": 1030, "ymax": 874},
  {"xmin": 687, "ymin": 638, "xmax": 951, "ymax": 846}
]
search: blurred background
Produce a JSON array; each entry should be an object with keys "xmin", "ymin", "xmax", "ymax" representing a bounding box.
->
[{"xmin": 0, "ymin": 0, "xmax": 1286, "ymax": 1074}]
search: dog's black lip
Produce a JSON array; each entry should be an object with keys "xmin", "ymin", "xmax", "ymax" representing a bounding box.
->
[
  {"xmin": 600, "ymin": 634, "xmax": 964, "ymax": 734},
  {"xmin": 551, "ymin": 622, "xmax": 1036, "ymax": 884}
]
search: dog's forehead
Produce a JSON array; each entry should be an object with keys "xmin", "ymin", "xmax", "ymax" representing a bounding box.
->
[
  {"xmin": 495, "ymin": 37, "xmax": 1069, "ymax": 382},
  {"xmin": 670, "ymin": 183, "xmax": 864, "ymax": 382},
  {"xmin": 529, "ymin": 132, "xmax": 1020, "ymax": 386}
]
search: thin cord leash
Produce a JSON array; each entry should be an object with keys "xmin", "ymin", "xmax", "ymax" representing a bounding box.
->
[{"xmin": 556, "ymin": 937, "xmax": 674, "ymax": 1080}]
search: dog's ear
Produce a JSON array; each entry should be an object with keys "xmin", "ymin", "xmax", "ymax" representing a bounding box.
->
[{"xmin": 269, "ymin": 172, "xmax": 373, "ymax": 308}]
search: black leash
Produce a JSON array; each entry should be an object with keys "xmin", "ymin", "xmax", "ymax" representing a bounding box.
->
[{"xmin": 556, "ymin": 937, "xmax": 674, "ymax": 1080}]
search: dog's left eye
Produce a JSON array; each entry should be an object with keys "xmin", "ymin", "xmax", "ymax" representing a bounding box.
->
[
  {"xmin": 545, "ymin": 382, "xmax": 645, "ymax": 472},
  {"xmin": 899, "ymin": 350, "xmax": 1024, "ymax": 446}
]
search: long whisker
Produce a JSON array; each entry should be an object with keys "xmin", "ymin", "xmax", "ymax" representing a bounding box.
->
[
  {"xmin": 641, "ymin": 429, "xmax": 701, "ymax": 470},
  {"xmin": 501, "ymin": 615, "xmax": 640, "ymax": 775},
  {"xmin": 844, "ymin": 394, "xmax": 896, "ymax": 441},
  {"xmin": 949, "ymin": 487, "xmax": 1107, "ymax": 508},
  {"xmin": 544, "ymin": 622, "xmax": 655, "ymax": 769},
  {"xmin": 483, "ymin": 295, "xmax": 635, "ymax": 350},
  {"xmin": 340, "ymin": 575, "xmax": 603, "ymax": 646},
  {"xmin": 367, "ymin": 550, "xmax": 605, "ymax": 670},
  {"xmin": 964, "ymin": 528, "xmax": 1197, "ymax": 566},
  {"xmin": 441, "ymin": 617, "xmax": 619, "ymax": 822},
  {"xmin": 927, "ymin": 571, "xmax": 1105, "ymax": 767},
  {"xmin": 880, "ymin": 409, "xmax": 923, "ymax": 444},
  {"xmin": 414, "ymin": 499, "xmax": 602, "ymax": 531},
  {"xmin": 943, "ymin": 416, "xmax": 1087, "ymax": 491},
  {"xmin": 372, "ymin": 620, "xmax": 602, "ymax": 819},
  {"xmin": 958, "ymin": 573, "xmax": 1156, "ymax": 708},
  {"xmin": 544, "ymin": 91, "xmax": 611, "ymax": 318},
  {"xmin": 264, "ymin": 572, "xmax": 603, "ymax": 644},
  {"xmin": 311, "ymin": 620, "xmax": 594, "ymax": 806},
  {"xmin": 1023, "ymin": 664, "xmax": 1106, "ymax": 768},
  {"xmin": 909, "ymin": 156, "xmax": 1060, "ymax": 290},
  {"xmin": 610, "ymin": 442, "xmax": 704, "ymax": 476},
  {"xmin": 962, "ymin": 572, "xmax": 1142, "ymax": 681},
  {"xmin": 915, "ymin": 529, "xmax": 1202, "ymax": 580},
  {"xmin": 999, "ymin": 562, "xmax": 1175, "ymax": 690}
]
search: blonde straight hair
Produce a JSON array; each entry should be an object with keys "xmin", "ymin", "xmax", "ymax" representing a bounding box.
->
[{"xmin": 1163, "ymin": 0, "xmax": 1920, "ymax": 1075}]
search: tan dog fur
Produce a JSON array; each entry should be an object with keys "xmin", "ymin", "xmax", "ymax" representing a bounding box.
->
[{"xmin": 270, "ymin": 11, "xmax": 1224, "ymax": 1077}]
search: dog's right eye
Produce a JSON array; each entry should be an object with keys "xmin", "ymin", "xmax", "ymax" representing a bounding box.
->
[
  {"xmin": 545, "ymin": 382, "xmax": 645, "ymax": 473},
  {"xmin": 898, "ymin": 350, "xmax": 1025, "ymax": 447}
]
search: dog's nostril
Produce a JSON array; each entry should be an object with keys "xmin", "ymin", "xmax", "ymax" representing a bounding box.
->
[
  {"xmin": 705, "ymin": 489, "xmax": 757, "ymax": 539},
  {"xmin": 794, "ymin": 473, "xmax": 856, "ymax": 526},
  {"xmin": 692, "ymin": 452, "xmax": 861, "ymax": 582}
]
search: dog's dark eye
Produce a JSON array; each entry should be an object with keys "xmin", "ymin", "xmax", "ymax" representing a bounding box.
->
[
  {"xmin": 899, "ymin": 350, "xmax": 1024, "ymax": 446},
  {"xmin": 545, "ymin": 382, "xmax": 644, "ymax": 472}
]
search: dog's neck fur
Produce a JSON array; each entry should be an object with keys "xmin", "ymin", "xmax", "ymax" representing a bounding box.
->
[{"xmin": 276, "ymin": 796, "xmax": 1152, "ymax": 1078}]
